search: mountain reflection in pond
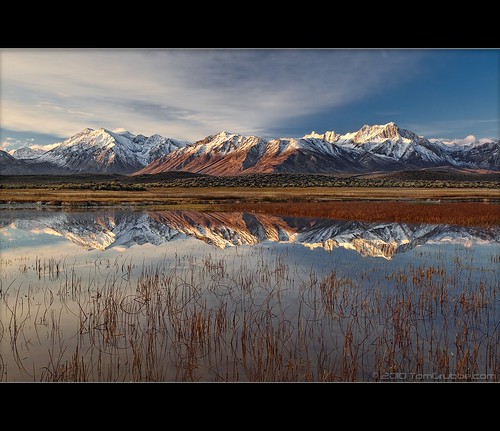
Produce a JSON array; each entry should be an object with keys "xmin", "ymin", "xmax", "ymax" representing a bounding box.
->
[
  {"xmin": 1, "ymin": 208, "xmax": 498, "ymax": 259},
  {"xmin": 0, "ymin": 208, "xmax": 498, "ymax": 382}
]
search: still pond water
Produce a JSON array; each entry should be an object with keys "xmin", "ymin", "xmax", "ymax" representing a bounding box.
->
[{"xmin": 0, "ymin": 207, "xmax": 498, "ymax": 382}]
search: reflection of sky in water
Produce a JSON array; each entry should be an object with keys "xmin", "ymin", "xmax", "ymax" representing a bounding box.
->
[{"xmin": 0, "ymin": 225, "xmax": 67, "ymax": 249}]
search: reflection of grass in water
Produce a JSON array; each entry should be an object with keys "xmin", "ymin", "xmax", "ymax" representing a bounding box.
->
[{"xmin": 0, "ymin": 250, "xmax": 498, "ymax": 382}]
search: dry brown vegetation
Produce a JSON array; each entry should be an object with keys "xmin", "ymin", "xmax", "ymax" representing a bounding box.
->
[{"xmin": 214, "ymin": 201, "xmax": 500, "ymax": 228}]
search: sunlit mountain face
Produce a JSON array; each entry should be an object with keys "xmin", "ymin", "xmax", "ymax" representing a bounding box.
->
[{"xmin": 1, "ymin": 209, "xmax": 498, "ymax": 259}]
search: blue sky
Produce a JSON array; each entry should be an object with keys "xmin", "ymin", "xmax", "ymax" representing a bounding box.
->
[{"xmin": 1, "ymin": 48, "xmax": 498, "ymax": 151}]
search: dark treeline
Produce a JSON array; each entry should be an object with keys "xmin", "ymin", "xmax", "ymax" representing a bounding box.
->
[{"xmin": 1, "ymin": 170, "xmax": 499, "ymax": 190}]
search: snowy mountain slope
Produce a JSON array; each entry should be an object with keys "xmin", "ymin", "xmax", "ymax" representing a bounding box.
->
[
  {"xmin": 135, "ymin": 132, "xmax": 366, "ymax": 175},
  {"xmin": 334, "ymin": 123, "xmax": 498, "ymax": 170},
  {"xmin": 313, "ymin": 122, "xmax": 461, "ymax": 168},
  {"xmin": 140, "ymin": 132, "xmax": 271, "ymax": 176},
  {"xmin": 448, "ymin": 140, "xmax": 500, "ymax": 169},
  {"xmin": 0, "ymin": 149, "xmax": 70, "ymax": 175},
  {"xmin": 2, "ymin": 209, "xmax": 498, "ymax": 258},
  {"xmin": 10, "ymin": 147, "xmax": 47, "ymax": 159},
  {"xmin": 37, "ymin": 128, "xmax": 186, "ymax": 174}
]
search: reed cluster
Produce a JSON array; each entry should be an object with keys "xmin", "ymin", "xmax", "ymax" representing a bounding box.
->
[{"xmin": 0, "ymin": 249, "xmax": 497, "ymax": 382}]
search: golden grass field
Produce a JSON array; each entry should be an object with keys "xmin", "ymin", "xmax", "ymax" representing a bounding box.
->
[{"xmin": 1, "ymin": 186, "xmax": 499, "ymax": 203}]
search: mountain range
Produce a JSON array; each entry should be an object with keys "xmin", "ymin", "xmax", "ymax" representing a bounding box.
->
[
  {"xmin": 1, "ymin": 123, "xmax": 498, "ymax": 175},
  {"xmin": 2, "ymin": 209, "xmax": 498, "ymax": 259}
]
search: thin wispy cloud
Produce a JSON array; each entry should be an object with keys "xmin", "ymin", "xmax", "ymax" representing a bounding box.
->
[
  {"xmin": 30, "ymin": 143, "xmax": 61, "ymax": 151},
  {"xmin": 1, "ymin": 49, "xmax": 421, "ymax": 143}
]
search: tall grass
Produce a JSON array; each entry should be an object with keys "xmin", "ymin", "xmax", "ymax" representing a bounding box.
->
[{"xmin": 0, "ymin": 249, "xmax": 498, "ymax": 382}]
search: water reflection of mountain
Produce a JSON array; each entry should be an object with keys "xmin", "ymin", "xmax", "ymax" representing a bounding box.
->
[{"xmin": 1, "ymin": 209, "xmax": 499, "ymax": 259}]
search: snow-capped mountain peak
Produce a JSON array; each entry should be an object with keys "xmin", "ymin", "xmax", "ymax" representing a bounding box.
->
[
  {"xmin": 59, "ymin": 128, "xmax": 118, "ymax": 149},
  {"xmin": 303, "ymin": 131, "xmax": 340, "ymax": 143},
  {"xmin": 304, "ymin": 123, "xmax": 422, "ymax": 146},
  {"xmin": 215, "ymin": 131, "xmax": 236, "ymax": 139},
  {"xmin": 37, "ymin": 127, "xmax": 186, "ymax": 174},
  {"xmin": 205, "ymin": 131, "xmax": 262, "ymax": 150},
  {"xmin": 353, "ymin": 122, "xmax": 407, "ymax": 143}
]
